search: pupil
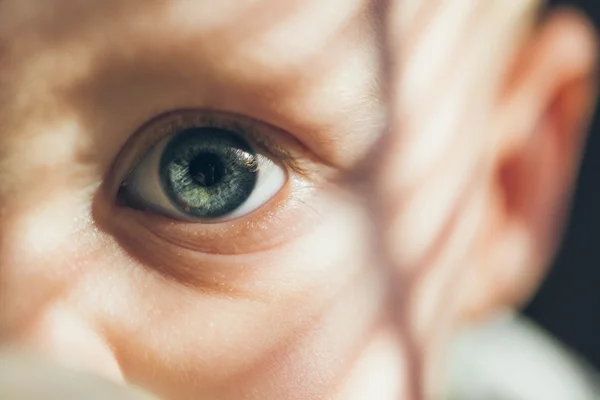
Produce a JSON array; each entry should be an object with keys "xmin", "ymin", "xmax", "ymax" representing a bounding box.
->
[{"xmin": 188, "ymin": 153, "xmax": 224, "ymax": 187}]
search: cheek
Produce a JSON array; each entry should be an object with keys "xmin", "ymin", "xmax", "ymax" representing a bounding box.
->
[{"xmin": 76, "ymin": 192, "xmax": 386, "ymax": 399}]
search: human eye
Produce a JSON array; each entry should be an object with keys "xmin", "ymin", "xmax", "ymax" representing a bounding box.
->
[
  {"xmin": 105, "ymin": 109, "xmax": 322, "ymax": 258},
  {"xmin": 117, "ymin": 111, "xmax": 287, "ymax": 222}
]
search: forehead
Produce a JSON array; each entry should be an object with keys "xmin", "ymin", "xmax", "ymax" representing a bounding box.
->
[
  {"xmin": 0, "ymin": 0, "xmax": 374, "ymax": 88},
  {"xmin": 0, "ymin": 0, "xmax": 382, "ymax": 166},
  {"xmin": 0, "ymin": 0, "xmax": 371, "ymax": 58}
]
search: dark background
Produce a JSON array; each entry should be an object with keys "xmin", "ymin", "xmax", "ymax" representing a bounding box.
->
[{"xmin": 524, "ymin": 0, "xmax": 600, "ymax": 370}]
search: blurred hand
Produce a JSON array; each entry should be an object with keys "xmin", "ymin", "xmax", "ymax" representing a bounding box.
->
[{"xmin": 0, "ymin": 350, "xmax": 157, "ymax": 400}]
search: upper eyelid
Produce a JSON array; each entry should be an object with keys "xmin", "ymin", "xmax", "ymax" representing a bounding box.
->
[{"xmin": 110, "ymin": 109, "xmax": 308, "ymax": 193}]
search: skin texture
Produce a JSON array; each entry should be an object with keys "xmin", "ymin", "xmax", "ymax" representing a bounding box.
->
[{"xmin": 0, "ymin": 1, "xmax": 597, "ymax": 399}]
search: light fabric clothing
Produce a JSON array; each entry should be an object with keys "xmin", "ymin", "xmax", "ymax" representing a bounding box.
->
[{"xmin": 446, "ymin": 312, "xmax": 600, "ymax": 400}]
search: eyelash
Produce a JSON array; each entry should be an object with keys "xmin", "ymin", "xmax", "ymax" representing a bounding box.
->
[{"xmin": 116, "ymin": 109, "xmax": 304, "ymax": 188}]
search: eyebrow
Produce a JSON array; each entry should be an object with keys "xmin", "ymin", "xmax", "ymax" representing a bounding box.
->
[{"xmin": 0, "ymin": 0, "xmax": 384, "ymax": 167}]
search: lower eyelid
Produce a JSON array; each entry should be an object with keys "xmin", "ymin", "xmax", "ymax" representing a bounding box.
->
[{"xmin": 107, "ymin": 175, "xmax": 322, "ymax": 256}]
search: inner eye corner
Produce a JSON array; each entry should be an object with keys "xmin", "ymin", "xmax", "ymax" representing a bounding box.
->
[{"xmin": 115, "ymin": 182, "xmax": 138, "ymax": 210}]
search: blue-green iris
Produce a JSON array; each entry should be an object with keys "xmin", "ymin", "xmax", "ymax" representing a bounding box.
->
[{"xmin": 159, "ymin": 128, "xmax": 258, "ymax": 219}]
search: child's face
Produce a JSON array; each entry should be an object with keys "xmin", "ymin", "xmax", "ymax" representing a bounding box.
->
[{"xmin": 0, "ymin": 1, "xmax": 596, "ymax": 399}]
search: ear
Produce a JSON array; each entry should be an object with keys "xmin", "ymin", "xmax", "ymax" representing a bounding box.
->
[{"xmin": 463, "ymin": 9, "xmax": 598, "ymax": 320}]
